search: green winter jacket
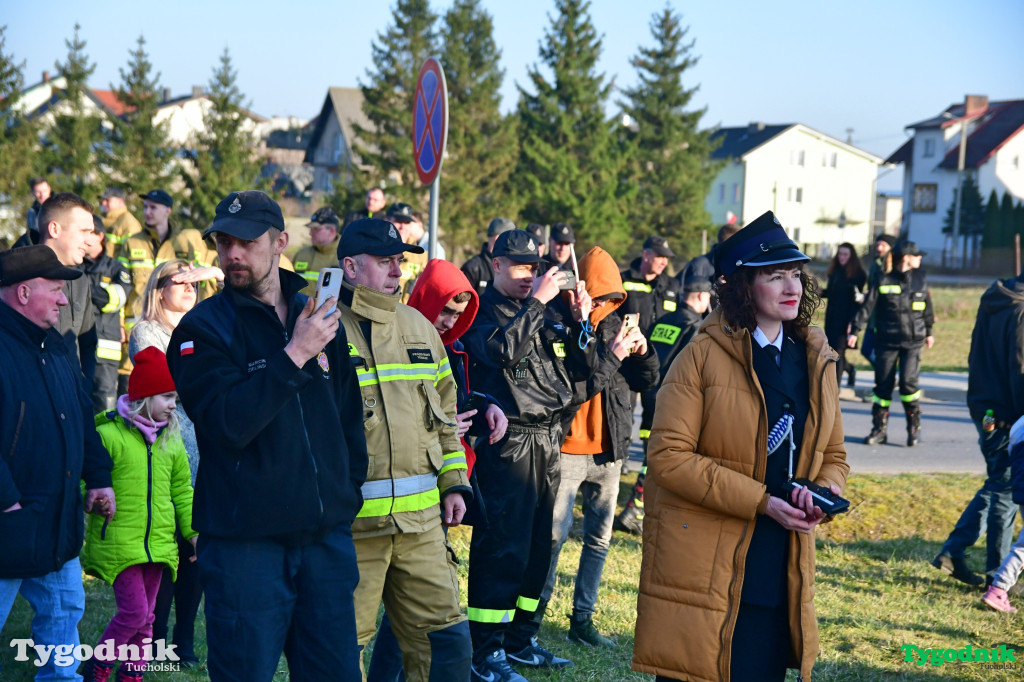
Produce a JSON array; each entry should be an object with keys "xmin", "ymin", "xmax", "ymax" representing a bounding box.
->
[{"xmin": 81, "ymin": 413, "xmax": 196, "ymax": 585}]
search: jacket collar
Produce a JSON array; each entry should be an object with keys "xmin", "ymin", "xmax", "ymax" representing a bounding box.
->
[
  {"xmin": 340, "ymin": 280, "xmax": 398, "ymax": 324},
  {"xmin": 0, "ymin": 298, "xmax": 62, "ymax": 350},
  {"xmin": 703, "ymin": 307, "xmax": 836, "ymax": 370},
  {"xmin": 314, "ymin": 235, "xmax": 340, "ymax": 256}
]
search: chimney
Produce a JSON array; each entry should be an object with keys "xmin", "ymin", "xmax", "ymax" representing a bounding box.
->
[
  {"xmin": 42, "ymin": 71, "xmax": 50, "ymax": 83},
  {"xmin": 192, "ymin": 85, "xmax": 204, "ymax": 99},
  {"xmin": 964, "ymin": 94, "xmax": 988, "ymax": 117},
  {"xmin": 162, "ymin": 87, "xmax": 171, "ymax": 103},
  {"xmin": 748, "ymin": 122, "xmax": 766, "ymax": 133}
]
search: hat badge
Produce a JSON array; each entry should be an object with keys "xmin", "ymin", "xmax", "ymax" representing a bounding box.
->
[
  {"xmin": 389, "ymin": 225, "xmax": 398, "ymax": 240},
  {"xmin": 527, "ymin": 240, "xmax": 535, "ymax": 251},
  {"xmin": 228, "ymin": 197, "xmax": 242, "ymax": 214}
]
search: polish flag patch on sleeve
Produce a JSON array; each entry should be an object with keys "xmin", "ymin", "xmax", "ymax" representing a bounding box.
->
[{"xmin": 180, "ymin": 341, "xmax": 195, "ymax": 356}]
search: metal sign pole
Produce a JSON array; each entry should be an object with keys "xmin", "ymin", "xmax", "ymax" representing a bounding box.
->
[{"xmin": 429, "ymin": 175, "xmax": 439, "ymax": 259}]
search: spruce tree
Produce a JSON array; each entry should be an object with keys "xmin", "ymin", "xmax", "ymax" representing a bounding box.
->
[
  {"xmin": 182, "ymin": 48, "xmax": 266, "ymax": 229},
  {"xmin": 105, "ymin": 35, "xmax": 176, "ymax": 199},
  {"xmin": 0, "ymin": 25, "xmax": 41, "ymax": 242},
  {"xmin": 352, "ymin": 0, "xmax": 439, "ymax": 196},
  {"xmin": 440, "ymin": 0, "xmax": 517, "ymax": 261},
  {"xmin": 982, "ymin": 189, "xmax": 1001, "ymax": 249},
  {"xmin": 514, "ymin": 0, "xmax": 630, "ymax": 256},
  {"xmin": 618, "ymin": 6, "xmax": 720, "ymax": 258},
  {"xmin": 40, "ymin": 23, "xmax": 106, "ymax": 199},
  {"xmin": 1001, "ymin": 191, "xmax": 1017, "ymax": 245}
]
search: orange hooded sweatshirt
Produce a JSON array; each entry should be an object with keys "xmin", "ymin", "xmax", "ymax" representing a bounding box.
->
[{"xmin": 562, "ymin": 246, "xmax": 626, "ymax": 456}]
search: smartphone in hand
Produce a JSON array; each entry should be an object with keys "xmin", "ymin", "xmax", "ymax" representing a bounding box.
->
[
  {"xmin": 622, "ymin": 313, "xmax": 640, "ymax": 333},
  {"xmin": 315, "ymin": 268, "xmax": 343, "ymax": 316}
]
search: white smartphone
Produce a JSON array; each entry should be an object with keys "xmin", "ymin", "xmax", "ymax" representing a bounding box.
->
[{"xmin": 315, "ymin": 268, "xmax": 343, "ymax": 316}]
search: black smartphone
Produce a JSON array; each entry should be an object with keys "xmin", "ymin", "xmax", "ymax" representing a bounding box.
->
[
  {"xmin": 785, "ymin": 478, "xmax": 850, "ymax": 515},
  {"xmin": 462, "ymin": 391, "xmax": 488, "ymax": 414}
]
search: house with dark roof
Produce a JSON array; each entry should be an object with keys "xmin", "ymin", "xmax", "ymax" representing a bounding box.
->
[
  {"xmin": 885, "ymin": 95, "xmax": 1024, "ymax": 266},
  {"xmin": 304, "ymin": 87, "xmax": 373, "ymax": 194},
  {"xmin": 707, "ymin": 122, "xmax": 881, "ymax": 258}
]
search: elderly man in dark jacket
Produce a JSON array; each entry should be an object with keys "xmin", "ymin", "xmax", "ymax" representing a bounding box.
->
[
  {"xmin": 0, "ymin": 246, "xmax": 115, "ymax": 682},
  {"xmin": 168, "ymin": 191, "xmax": 367, "ymax": 682}
]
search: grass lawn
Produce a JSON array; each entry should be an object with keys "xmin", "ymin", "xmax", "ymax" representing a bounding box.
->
[{"xmin": 3, "ymin": 473, "xmax": 1022, "ymax": 681}]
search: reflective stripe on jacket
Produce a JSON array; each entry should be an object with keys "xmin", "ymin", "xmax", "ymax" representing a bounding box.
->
[{"xmin": 339, "ymin": 282, "xmax": 470, "ymax": 538}]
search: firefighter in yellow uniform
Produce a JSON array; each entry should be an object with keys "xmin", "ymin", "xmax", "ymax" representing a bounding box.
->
[
  {"xmin": 386, "ymin": 202, "xmax": 430, "ymax": 302},
  {"xmin": 337, "ymin": 218, "xmax": 472, "ymax": 682},
  {"xmin": 99, "ymin": 186, "xmax": 143, "ymax": 258},
  {"xmin": 292, "ymin": 206, "xmax": 342, "ymax": 296}
]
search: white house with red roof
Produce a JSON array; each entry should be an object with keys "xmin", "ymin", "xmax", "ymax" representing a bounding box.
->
[{"xmin": 885, "ymin": 95, "xmax": 1024, "ymax": 266}]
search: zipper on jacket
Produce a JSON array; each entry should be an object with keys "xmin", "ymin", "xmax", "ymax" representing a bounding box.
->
[
  {"xmin": 144, "ymin": 441, "xmax": 154, "ymax": 563},
  {"xmin": 284, "ymin": 327, "xmax": 325, "ymax": 520}
]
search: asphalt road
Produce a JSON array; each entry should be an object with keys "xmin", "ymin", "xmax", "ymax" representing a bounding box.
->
[{"xmin": 625, "ymin": 371, "xmax": 987, "ymax": 475}]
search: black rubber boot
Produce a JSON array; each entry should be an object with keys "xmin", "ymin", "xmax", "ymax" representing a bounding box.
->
[
  {"xmin": 905, "ymin": 401, "xmax": 922, "ymax": 446},
  {"xmin": 864, "ymin": 404, "xmax": 889, "ymax": 445}
]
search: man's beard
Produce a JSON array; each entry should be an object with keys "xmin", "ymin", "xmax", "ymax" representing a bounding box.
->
[{"xmin": 226, "ymin": 265, "xmax": 273, "ymax": 298}]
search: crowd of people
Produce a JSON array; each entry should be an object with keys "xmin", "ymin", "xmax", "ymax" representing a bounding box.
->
[{"xmin": 0, "ymin": 177, "xmax": 1018, "ymax": 682}]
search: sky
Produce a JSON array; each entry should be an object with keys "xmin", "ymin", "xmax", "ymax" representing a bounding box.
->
[{"xmin": 3, "ymin": 0, "xmax": 1023, "ymax": 193}]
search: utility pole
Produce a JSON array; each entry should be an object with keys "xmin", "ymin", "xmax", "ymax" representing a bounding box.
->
[{"xmin": 950, "ymin": 102, "xmax": 970, "ymax": 269}]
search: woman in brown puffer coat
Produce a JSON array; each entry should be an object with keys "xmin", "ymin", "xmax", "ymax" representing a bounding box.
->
[{"xmin": 632, "ymin": 211, "xmax": 849, "ymax": 682}]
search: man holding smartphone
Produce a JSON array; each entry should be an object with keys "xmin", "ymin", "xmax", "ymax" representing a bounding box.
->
[
  {"xmin": 462, "ymin": 229, "xmax": 594, "ymax": 681},
  {"xmin": 335, "ymin": 218, "xmax": 473, "ymax": 682},
  {"xmin": 167, "ymin": 191, "xmax": 366, "ymax": 681}
]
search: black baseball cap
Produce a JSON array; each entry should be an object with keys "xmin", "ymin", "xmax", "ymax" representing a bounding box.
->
[
  {"xmin": 204, "ymin": 191, "xmax": 285, "ymax": 240},
  {"xmin": 643, "ymin": 236, "xmax": 675, "ymax": 258},
  {"xmin": 875, "ymin": 234, "xmax": 897, "ymax": 247},
  {"xmin": 492, "ymin": 229, "xmax": 542, "ymax": 264},
  {"xmin": 487, "ymin": 217, "xmax": 516, "ymax": 237},
  {"xmin": 0, "ymin": 245, "xmax": 83, "ymax": 285},
  {"xmin": 550, "ymin": 223, "xmax": 575, "ymax": 244},
  {"xmin": 140, "ymin": 189, "xmax": 173, "ymax": 208},
  {"xmin": 525, "ymin": 223, "xmax": 546, "ymax": 242},
  {"xmin": 99, "ymin": 186, "xmax": 126, "ymax": 200},
  {"xmin": 893, "ymin": 241, "xmax": 926, "ymax": 258},
  {"xmin": 307, "ymin": 206, "xmax": 340, "ymax": 227},
  {"xmin": 339, "ymin": 218, "xmax": 425, "ymax": 259},
  {"xmin": 682, "ymin": 274, "xmax": 712, "ymax": 293},
  {"xmin": 386, "ymin": 202, "xmax": 415, "ymax": 223}
]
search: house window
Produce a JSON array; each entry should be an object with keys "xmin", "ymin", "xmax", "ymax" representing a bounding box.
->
[
  {"xmin": 1014, "ymin": 155, "xmax": 1020, "ymax": 169},
  {"xmin": 332, "ymin": 134, "xmax": 343, "ymax": 163},
  {"xmin": 913, "ymin": 183, "xmax": 938, "ymax": 212},
  {"xmin": 798, "ymin": 150, "xmax": 805, "ymax": 166},
  {"xmin": 732, "ymin": 183, "xmax": 740, "ymax": 203},
  {"xmin": 830, "ymin": 152, "xmax": 837, "ymax": 168},
  {"xmin": 923, "ymin": 139, "xmax": 935, "ymax": 158},
  {"xmin": 822, "ymin": 153, "xmax": 828, "ymax": 167},
  {"xmin": 791, "ymin": 228, "xmax": 800, "ymax": 242},
  {"xmin": 787, "ymin": 187, "xmax": 793, "ymax": 201},
  {"xmin": 718, "ymin": 183, "xmax": 725, "ymax": 202},
  {"xmin": 795, "ymin": 188, "xmax": 803, "ymax": 204}
]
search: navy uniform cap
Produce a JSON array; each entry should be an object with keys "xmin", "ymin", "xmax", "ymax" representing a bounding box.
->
[
  {"xmin": 492, "ymin": 229, "xmax": 542, "ymax": 263},
  {"xmin": 893, "ymin": 240, "xmax": 926, "ymax": 258},
  {"xmin": 643, "ymin": 235, "xmax": 675, "ymax": 258},
  {"xmin": 339, "ymin": 218, "xmax": 425, "ymax": 260},
  {"xmin": 205, "ymin": 191, "xmax": 285, "ymax": 240},
  {"xmin": 714, "ymin": 210, "xmax": 809, "ymax": 278}
]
